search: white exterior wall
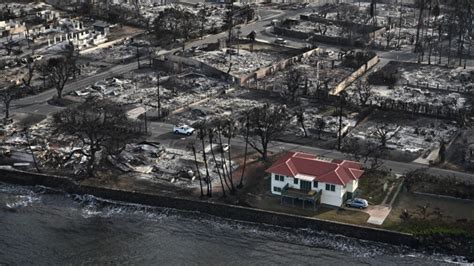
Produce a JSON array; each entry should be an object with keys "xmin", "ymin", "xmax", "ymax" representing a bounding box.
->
[
  {"xmin": 346, "ymin": 180, "xmax": 358, "ymax": 193},
  {"xmin": 320, "ymin": 183, "xmax": 344, "ymax": 207},
  {"xmin": 270, "ymin": 173, "xmax": 285, "ymax": 195},
  {"xmin": 270, "ymin": 172, "xmax": 354, "ymax": 207}
]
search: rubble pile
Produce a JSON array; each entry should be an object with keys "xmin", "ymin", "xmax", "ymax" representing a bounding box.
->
[
  {"xmin": 263, "ymin": 50, "xmax": 353, "ymax": 95},
  {"xmin": 286, "ymin": 107, "xmax": 356, "ymax": 137},
  {"xmin": 171, "ymin": 92, "xmax": 265, "ymax": 125},
  {"xmin": 109, "ymin": 143, "xmax": 234, "ymax": 188},
  {"xmin": 291, "ymin": 21, "xmax": 346, "ymax": 37},
  {"xmin": 401, "ymin": 66, "xmax": 474, "ymax": 93},
  {"xmin": 349, "ymin": 120, "xmax": 458, "ymax": 153},
  {"xmin": 72, "ymin": 72, "xmax": 227, "ymax": 112},
  {"xmin": 194, "ymin": 48, "xmax": 285, "ymax": 76},
  {"xmin": 85, "ymin": 42, "xmax": 137, "ymax": 63},
  {"xmin": 137, "ymin": 3, "xmax": 226, "ymax": 31},
  {"xmin": 348, "ymin": 64, "xmax": 472, "ymax": 112}
]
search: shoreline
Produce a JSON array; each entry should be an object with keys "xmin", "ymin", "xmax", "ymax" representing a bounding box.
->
[{"xmin": 0, "ymin": 168, "xmax": 472, "ymax": 260}]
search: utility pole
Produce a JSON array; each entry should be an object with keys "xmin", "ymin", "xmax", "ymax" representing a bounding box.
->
[
  {"xmin": 144, "ymin": 106, "xmax": 148, "ymax": 134},
  {"xmin": 157, "ymin": 73, "xmax": 161, "ymax": 118},
  {"xmin": 337, "ymin": 92, "xmax": 346, "ymax": 151},
  {"xmin": 397, "ymin": 0, "xmax": 403, "ymax": 49},
  {"xmin": 136, "ymin": 45, "xmax": 141, "ymax": 69},
  {"xmin": 23, "ymin": 127, "xmax": 40, "ymax": 173}
]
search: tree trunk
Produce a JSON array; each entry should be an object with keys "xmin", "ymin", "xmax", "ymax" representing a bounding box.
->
[
  {"xmin": 226, "ymin": 136, "xmax": 235, "ymax": 192},
  {"xmin": 209, "ymin": 134, "xmax": 226, "ymax": 197},
  {"xmin": 87, "ymin": 147, "xmax": 96, "ymax": 177},
  {"xmin": 300, "ymin": 119, "xmax": 307, "ymax": 138},
  {"xmin": 200, "ymin": 136, "xmax": 211, "ymax": 197},
  {"xmin": 414, "ymin": 1, "xmax": 425, "ymax": 53},
  {"xmin": 192, "ymin": 147, "xmax": 204, "ymax": 197},
  {"xmin": 4, "ymin": 101, "xmax": 10, "ymax": 119},
  {"xmin": 238, "ymin": 116, "xmax": 250, "ymax": 188},
  {"xmin": 262, "ymin": 141, "xmax": 268, "ymax": 161},
  {"xmin": 217, "ymin": 129, "xmax": 232, "ymax": 192}
]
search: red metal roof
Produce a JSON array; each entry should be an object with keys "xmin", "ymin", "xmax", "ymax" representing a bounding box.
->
[{"xmin": 266, "ymin": 152, "xmax": 364, "ymax": 186}]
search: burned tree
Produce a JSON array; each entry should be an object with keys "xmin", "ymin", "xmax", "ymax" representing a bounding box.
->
[
  {"xmin": 22, "ymin": 56, "xmax": 35, "ymax": 87},
  {"xmin": 353, "ymin": 79, "xmax": 373, "ymax": 106},
  {"xmin": 371, "ymin": 123, "xmax": 399, "ymax": 148},
  {"xmin": 314, "ymin": 117, "xmax": 326, "ymax": 140},
  {"xmin": 247, "ymin": 104, "xmax": 289, "ymax": 161},
  {"xmin": 383, "ymin": 31, "xmax": 396, "ymax": 49},
  {"xmin": 342, "ymin": 138, "xmax": 384, "ymax": 171},
  {"xmin": 47, "ymin": 56, "xmax": 75, "ymax": 99},
  {"xmin": 0, "ymin": 86, "xmax": 19, "ymax": 120},
  {"xmin": 52, "ymin": 99, "xmax": 142, "ymax": 177},
  {"xmin": 238, "ymin": 110, "xmax": 250, "ymax": 188},
  {"xmin": 284, "ymin": 68, "xmax": 305, "ymax": 102},
  {"xmin": 295, "ymin": 107, "xmax": 308, "ymax": 138}
]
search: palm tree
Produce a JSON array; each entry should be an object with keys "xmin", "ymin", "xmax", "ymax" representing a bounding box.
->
[
  {"xmin": 195, "ymin": 121, "xmax": 212, "ymax": 197},
  {"xmin": 238, "ymin": 111, "xmax": 250, "ymax": 188},
  {"xmin": 215, "ymin": 119, "xmax": 232, "ymax": 192},
  {"xmin": 189, "ymin": 143, "xmax": 204, "ymax": 197},
  {"xmin": 222, "ymin": 116, "xmax": 238, "ymax": 193},
  {"xmin": 208, "ymin": 125, "xmax": 226, "ymax": 197}
]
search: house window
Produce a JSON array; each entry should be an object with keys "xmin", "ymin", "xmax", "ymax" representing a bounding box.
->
[
  {"xmin": 274, "ymin": 175, "xmax": 279, "ymax": 181},
  {"xmin": 325, "ymin": 184, "xmax": 335, "ymax": 191},
  {"xmin": 273, "ymin": 186, "xmax": 281, "ymax": 192},
  {"xmin": 313, "ymin": 181, "xmax": 318, "ymax": 188},
  {"xmin": 293, "ymin": 178, "xmax": 298, "ymax": 185},
  {"xmin": 279, "ymin": 175, "xmax": 284, "ymax": 181}
]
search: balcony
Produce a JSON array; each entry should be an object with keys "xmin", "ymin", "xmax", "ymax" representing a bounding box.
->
[{"xmin": 281, "ymin": 183, "xmax": 322, "ymax": 202}]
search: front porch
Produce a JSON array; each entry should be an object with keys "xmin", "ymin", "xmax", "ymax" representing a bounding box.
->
[{"xmin": 280, "ymin": 184, "xmax": 322, "ymax": 209}]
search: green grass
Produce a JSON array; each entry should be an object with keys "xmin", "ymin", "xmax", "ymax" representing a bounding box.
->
[{"xmin": 357, "ymin": 170, "xmax": 396, "ymax": 205}]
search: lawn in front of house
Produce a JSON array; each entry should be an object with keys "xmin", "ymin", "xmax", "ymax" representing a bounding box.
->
[{"xmin": 357, "ymin": 169, "xmax": 397, "ymax": 205}]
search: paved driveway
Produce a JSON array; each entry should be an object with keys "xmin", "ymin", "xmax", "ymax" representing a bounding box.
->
[{"xmin": 364, "ymin": 205, "xmax": 392, "ymax": 225}]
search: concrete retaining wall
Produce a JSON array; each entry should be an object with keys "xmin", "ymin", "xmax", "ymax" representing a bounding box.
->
[
  {"xmin": 330, "ymin": 55, "xmax": 379, "ymax": 95},
  {"xmin": 0, "ymin": 168, "xmax": 418, "ymax": 248}
]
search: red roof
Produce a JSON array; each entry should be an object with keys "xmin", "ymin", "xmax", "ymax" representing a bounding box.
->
[{"xmin": 266, "ymin": 152, "xmax": 364, "ymax": 186}]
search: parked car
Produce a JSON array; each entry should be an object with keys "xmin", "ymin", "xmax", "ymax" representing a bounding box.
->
[
  {"xmin": 275, "ymin": 38, "xmax": 287, "ymax": 45},
  {"xmin": 173, "ymin": 125, "xmax": 195, "ymax": 136},
  {"xmin": 345, "ymin": 198, "xmax": 368, "ymax": 209}
]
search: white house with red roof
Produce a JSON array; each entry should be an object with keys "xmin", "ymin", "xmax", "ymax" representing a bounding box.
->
[{"xmin": 266, "ymin": 152, "xmax": 364, "ymax": 207}]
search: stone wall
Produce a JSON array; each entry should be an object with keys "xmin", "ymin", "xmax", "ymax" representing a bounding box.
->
[{"xmin": 0, "ymin": 168, "xmax": 418, "ymax": 248}]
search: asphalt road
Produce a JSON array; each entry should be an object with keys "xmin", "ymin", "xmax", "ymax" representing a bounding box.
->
[
  {"xmin": 144, "ymin": 121, "xmax": 474, "ymax": 183},
  {"xmin": 4, "ymin": 5, "xmax": 474, "ymax": 182}
]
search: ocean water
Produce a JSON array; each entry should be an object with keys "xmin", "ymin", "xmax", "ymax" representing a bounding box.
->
[{"xmin": 0, "ymin": 182, "xmax": 468, "ymax": 265}]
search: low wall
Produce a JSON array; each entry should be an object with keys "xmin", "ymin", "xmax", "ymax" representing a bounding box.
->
[
  {"xmin": 330, "ymin": 55, "xmax": 379, "ymax": 95},
  {"xmin": 0, "ymin": 168, "xmax": 418, "ymax": 248}
]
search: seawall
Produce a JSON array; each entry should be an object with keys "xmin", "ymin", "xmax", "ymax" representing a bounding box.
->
[{"xmin": 0, "ymin": 168, "xmax": 418, "ymax": 248}]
